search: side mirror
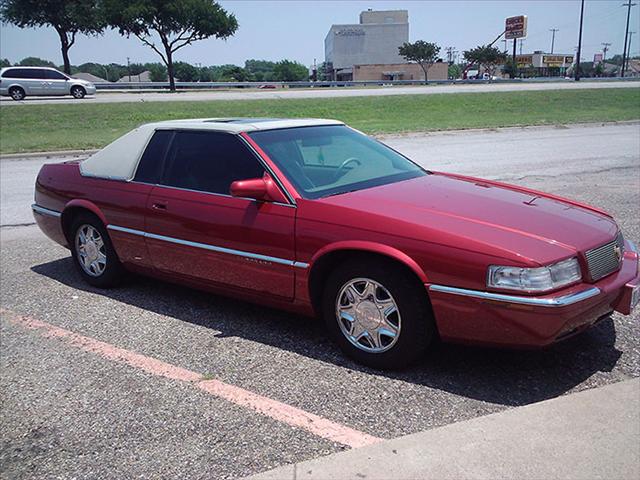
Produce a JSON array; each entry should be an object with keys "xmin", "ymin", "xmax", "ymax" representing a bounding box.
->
[{"xmin": 230, "ymin": 173, "xmax": 287, "ymax": 203}]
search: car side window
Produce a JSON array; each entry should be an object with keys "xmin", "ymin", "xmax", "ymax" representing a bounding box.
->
[
  {"xmin": 29, "ymin": 69, "xmax": 47, "ymax": 79},
  {"xmin": 2, "ymin": 69, "xmax": 26, "ymax": 78},
  {"xmin": 161, "ymin": 131, "xmax": 264, "ymax": 195},
  {"xmin": 134, "ymin": 130, "xmax": 173, "ymax": 184},
  {"xmin": 46, "ymin": 70, "xmax": 67, "ymax": 80}
]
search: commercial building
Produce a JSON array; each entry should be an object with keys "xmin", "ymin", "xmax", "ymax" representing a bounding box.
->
[{"xmin": 352, "ymin": 62, "xmax": 448, "ymax": 81}]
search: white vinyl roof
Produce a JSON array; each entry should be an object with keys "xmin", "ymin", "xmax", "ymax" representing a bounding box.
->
[{"xmin": 80, "ymin": 118, "xmax": 343, "ymax": 180}]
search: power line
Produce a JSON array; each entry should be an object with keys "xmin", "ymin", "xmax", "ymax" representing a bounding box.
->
[{"xmin": 549, "ymin": 28, "xmax": 559, "ymax": 53}]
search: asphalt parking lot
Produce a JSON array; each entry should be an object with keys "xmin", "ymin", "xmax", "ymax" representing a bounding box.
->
[{"xmin": 1, "ymin": 123, "xmax": 639, "ymax": 479}]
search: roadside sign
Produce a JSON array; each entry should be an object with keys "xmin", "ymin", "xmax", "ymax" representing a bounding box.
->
[
  {"xmin": 593, "ymin": 53, "xmax": 603, "ymax": 64},
  {"xmin": 505, "ymin": 15, "xmax": 528, "ymax": 39}
]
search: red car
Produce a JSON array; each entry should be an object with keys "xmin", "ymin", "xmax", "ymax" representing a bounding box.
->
[{"xmin": 33, "ymin": 118, "xmax": 639, "ymax": 368}]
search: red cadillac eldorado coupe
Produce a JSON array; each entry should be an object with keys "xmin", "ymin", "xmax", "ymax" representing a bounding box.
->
[{"xmin": 33, "ymin": 118, "xmax": 639, "ymax": 368}]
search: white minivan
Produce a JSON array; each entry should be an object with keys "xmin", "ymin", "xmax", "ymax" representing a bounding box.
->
[{"xmin": 0, "ymin": 66, "xmax": 96, "ymax": 100}]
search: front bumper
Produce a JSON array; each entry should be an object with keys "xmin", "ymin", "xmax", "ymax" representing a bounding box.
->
[{"xmin": 428, "ymin": 241, "xmax": 639, "ymax": 347}]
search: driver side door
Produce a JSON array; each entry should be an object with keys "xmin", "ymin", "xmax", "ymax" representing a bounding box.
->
[{"xmin": 144, "ymin": 130, "xmax": 297, "ymax": 300}]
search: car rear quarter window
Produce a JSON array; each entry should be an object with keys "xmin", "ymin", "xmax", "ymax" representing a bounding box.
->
[
  {"xmin": 133, "ymin": 130, "xmax": 173, "ymax": 184},
  {"xmin": 160, "ymin": 131, "xmax": 265, "ymax": 195},
  {"xmin": 2, "ymin": 68, "xmax": 31, "ymax": 79}
]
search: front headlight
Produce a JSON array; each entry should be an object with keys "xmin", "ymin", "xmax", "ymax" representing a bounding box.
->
[{"xmin": 487, "ymin": 257, "xmax": 582, "ymax": 292}]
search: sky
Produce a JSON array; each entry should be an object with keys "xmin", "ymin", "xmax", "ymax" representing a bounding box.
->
[{"xmin": 0, "ymin": 0, "xmax": 638, "ymax": 68}]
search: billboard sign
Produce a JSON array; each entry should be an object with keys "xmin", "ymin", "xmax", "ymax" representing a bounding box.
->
[
  {"xmin": 515, "ymin": 54, "xmax": 533, "ymax": 66},
  {"xmin": 593, "ymin": 53, "xmax": 603, "ymax": 64},
  {"xmin": 543, "ymin": 55, "xmax": 568, "ymax": 67},
  {"xmin": 505, "ymin": 15, "xmax": 527, "ymax": 39}
]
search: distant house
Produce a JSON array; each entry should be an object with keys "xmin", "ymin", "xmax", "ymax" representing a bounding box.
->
[
  {"xmin": 627, "ymin": 59, "xmax": 640, "ymax": 76},
  {"xmin": 117, "ymin": 70, "xmax": 152, "ymax": 82},
  {"xmin": 73, "ymin": 72, "xmax": 107, "ymax": 83}
]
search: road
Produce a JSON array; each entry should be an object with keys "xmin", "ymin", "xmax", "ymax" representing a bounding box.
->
[
  {"xmin": 1, "ymin": 123, "xmax": 639, "ymax": 479},
  {"xmin": 0, "ymin": 79, "xmax": 638, "ymax": 106}
]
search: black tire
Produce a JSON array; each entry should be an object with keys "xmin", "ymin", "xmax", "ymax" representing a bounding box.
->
[
  {"xmin": 322, "ymin": 258, "xmax": 435, "ymax": 369},
  {"xmin": 9, "ymin": 86, "xmax": 25, "ymax": 101},
  {"xmin": 69, "ymin": 213, "xmax": 123, "ymax": 288},
  {"xmin": 70, "ymin": 85, "xmax": 86, "ymax": 99}
]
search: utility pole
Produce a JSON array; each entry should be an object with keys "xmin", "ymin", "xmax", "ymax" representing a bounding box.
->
[
  {"xmin": 549, "ymin": 28, "xmax": 559, "ymax": 53},
  {"xmin": 575, "ymin": 0, "xmax": 585, "ymax": 80},
  {"xmin": 127, "ymin": 57, "xmax": 131, "ymax": 82},
  {"xmin": 518, "ymin": 39, "xmax": 525, "ymax": 55},
  {"xmin": 627, "ymin": 32, "xmax": 635, "ymax": 72},
  {"xmin": 621, "ymin": 1, "xmax": 636, "ymax": 77},
  {"xmin": 446, "ymin": 46, "xmax": 456, "ymax": 64},
  {"xmin": 601, "ymin": 42, "xmax": 611, "ymax": 62}
]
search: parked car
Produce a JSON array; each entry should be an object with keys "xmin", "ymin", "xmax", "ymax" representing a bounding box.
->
[
  {"xmin": 32, "ymin": 118, "xmax": 639, "ymax": 368},
  {"xmin": 0, "ymin": 66, "xmax": 96, "ymax": 100}
]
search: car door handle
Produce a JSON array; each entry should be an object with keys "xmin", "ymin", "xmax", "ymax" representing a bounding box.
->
[{"xmin": 151, "ymin": 202, "xmax": 168, "ymax": 210}]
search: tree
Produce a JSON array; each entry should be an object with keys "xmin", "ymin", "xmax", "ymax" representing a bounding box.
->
[
  {"xmin": 398, "ymin": 40, "xmax": 440, "ymax": 83},
  {"xmin": 0, "ymin": 58, "xmax": 10, "ymax": 68},
  {"xmin": 18, "ymin": 56, "xmax": 57, "ymax": 67},
  {"xmin": 104, "ymin": 0, "xmax": 238, "ymax": 91},
  {"xmin": 447, "ymin": 63, "xmax": 462, "ymax": 80},
  {"xmin": 148, "ymin": 63, "xmax": 167, "ymax": 81},
  {"xmin": 0, "ymin": 0, "xmax": 104, "ymax": 74},
  {"xmin": 272, "ymin": 60, "xmax": 308, "ymax": 82},
  {"xmin": 463, "ymin": 45, "xmax": 507, "ymax": 77},
  {"xmin": 173, "ymin": 61, "xmax": 198, "ymax": 82}
]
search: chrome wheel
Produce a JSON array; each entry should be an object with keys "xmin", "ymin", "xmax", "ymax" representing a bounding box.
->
[
  {"xmin": 10, "ymin": 88, "xmax": 24, "ymax": 100},
  {"xmin": 71, "ymin": 86, "xmax": 85, "ymax": 98},
  {"xmin": 75, "ymin": 224, "xmax": 106, "ymax": 277},
  {"xmin": 335, "ymin": 277, "xmax": 401, "ymax": 353}
]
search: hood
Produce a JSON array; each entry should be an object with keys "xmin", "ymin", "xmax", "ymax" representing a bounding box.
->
[{"xmin": 316, "ymin": 173, "xmax": 618, "ymax": 266}]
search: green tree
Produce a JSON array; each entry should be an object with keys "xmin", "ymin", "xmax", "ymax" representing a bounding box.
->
[
  {"xmin": 447, "ymin": 63, "xmax": 462, "ymax": 79},
  {"xmin": 463, "ymin": 45, "xmax": 507, "ymax": 77},
  {"xmin": 398, "ymin": 40, "xmax": 441, "ymax": 83},
  {"xmin": 0, "ymin": 0, "xmax": 104, "ymax": 74},
  {"xmin": 104, "ymin": 0, "xmax": 237, "ymax": 91},
  {"xmin": 0, "ymin": 58, "xmax": 11, "ymax": 68},
  {"xmin": 245, "ymin": 59, "xmax": 276, "ymax": 81},
  {"xmin": 272, "ymin": 60, "xmax": 308, "ymax": 82},
  {"xmin": 17, "ymin": 56, "xmax": 57, "ymax": 67},
  {"xmin": 173, "ymin": 61, "xmax": 198, "ymax": 81},
  {"xmin": 218, "ymin": 64, "xmax": 251, "ymax": 81},
  {"xmin": 148, "ymin": 63, "xmax": 167, "ymax": 81}
]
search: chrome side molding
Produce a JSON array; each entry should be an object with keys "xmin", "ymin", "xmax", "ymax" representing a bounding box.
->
[
  {"xmin": 428, "ymin": 284, "xmax": 601, "ymax": 307},
  {"xmin": 107, "ymin": 224, "xmax": 309, "ymax": 269},
  {"xmin": 32, "ymin": 204, "xmax": 62, "ymax": 218}
]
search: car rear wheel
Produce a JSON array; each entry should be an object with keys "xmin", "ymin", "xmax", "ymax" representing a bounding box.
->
[
  {"xmin": 71, "ymin": 86, "xmax": 86, "ymax": 99},
  {"xmin": 70, "ymin": 213, "xmax": 123, "ymax": 287},
  {"xmin": 9, "ymin": 87, "xmax": 25, "ymax": 101},
  {"xmin": 322, "ymin": 259, "xmax": 435, "ymax": 369}
]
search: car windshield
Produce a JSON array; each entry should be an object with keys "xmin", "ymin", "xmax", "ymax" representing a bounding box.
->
[{"xmin": 248, "ymin": 125, "xmax": 426, "ymax": 199}]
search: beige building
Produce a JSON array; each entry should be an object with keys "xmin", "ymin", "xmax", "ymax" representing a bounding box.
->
[{"xmin": 353, "ymin": 62, "xmax": 448, "ymax": 81}]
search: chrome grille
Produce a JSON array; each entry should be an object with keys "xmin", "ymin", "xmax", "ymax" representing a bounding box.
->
[{"xmin": 585, "ymin": 233, "xmax": 624, "ymax": 281}]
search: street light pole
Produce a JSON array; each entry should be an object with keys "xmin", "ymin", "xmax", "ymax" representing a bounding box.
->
[
  {"xmin": 621, "ymin": 1, "xmax": 636, "ymax": 77},
  {"xmin": 549, "ymin": 28, "xmax": 559, "ymax": 53},
  {"xmin": 575, "ymin": 0, "xmax": 585, "ymax": 81}
]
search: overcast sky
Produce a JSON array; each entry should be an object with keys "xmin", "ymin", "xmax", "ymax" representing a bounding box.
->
[{"xmin": 1, "ymin": 0, "xmax": 638, "ymax": 67}]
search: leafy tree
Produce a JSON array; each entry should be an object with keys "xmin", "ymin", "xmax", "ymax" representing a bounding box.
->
[
  {"xmin": 148, "ymin": 63, "xmax": 167, "ymax": 81},
  {"xmin": 463, "ymin": 45, "xmax": 507, "ymax": 77},
  {"xmin": 0, "ymin": 58, "xmax": 11, "ymax": 68},
  {"xmin": 173, "ymin": 61, "xmax": 198, "ymax": 82},
  {"xmin": 447, "ymin": 63, "xmax": 462, "ymax": 79},
  {"xmin": 17, "ymin": 56, "xmax": 57, "ymax": 67},
  {"xmin": 272, "ymin": 59, "xmax": 308, "ymax": 82},
  {"xmin": 245, "ymin": 59, "xmax": 276, "ymax": 81},
  {"xmin": 218, "ymin": 64, "xmax": 251, "ymax": 82},
  {"xmin": 104, "ymin": 0, "xmax": 238, "ymax": 91},
  {"xmin": 0, "ymin": 0, "xmax": 104, "ymax": 74},
  {"xmin": 398, "ymin": 40, "xmax": 441, "ymax": 83}
]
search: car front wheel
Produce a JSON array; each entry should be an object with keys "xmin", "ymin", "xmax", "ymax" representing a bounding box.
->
[
  {"xmin": 71, "ymin": 86, "xmax": 86, "ymax": 99},
  {"xmin": 70, "ymin": 214, "xmax": 123, "ymax": 287},
  {"xmin": 322, "ymin": 259, "xmax": 435, "ymax": 369}
]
